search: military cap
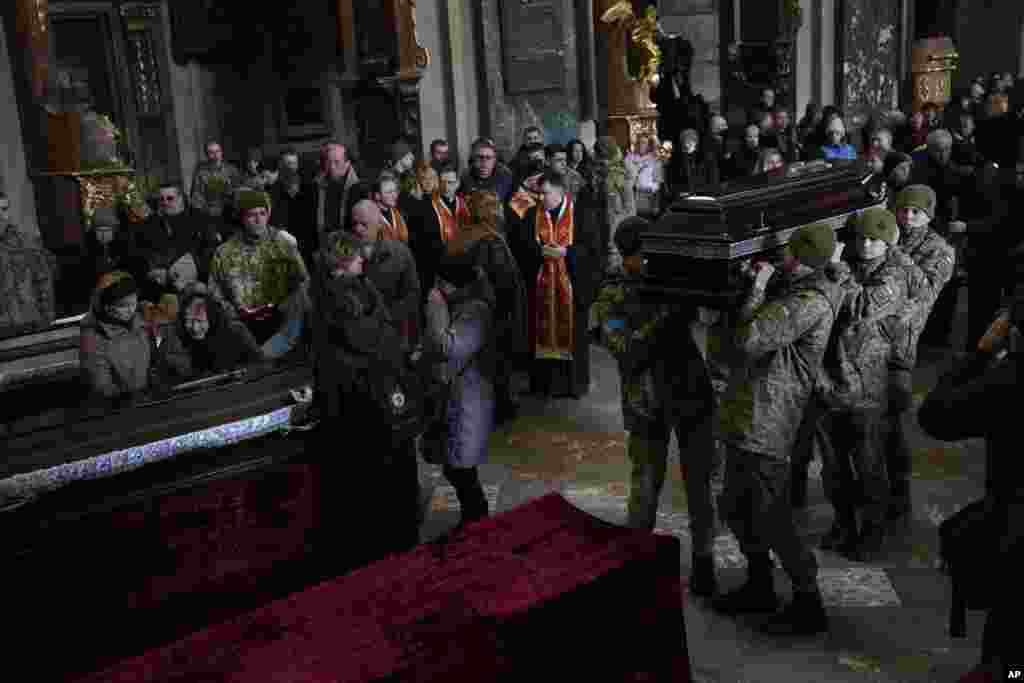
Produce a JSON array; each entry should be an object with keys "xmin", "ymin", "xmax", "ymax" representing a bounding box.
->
[
  {"xmin": 236, "ymin": 190, "xmax": 271, "ymax": 212},
  {"xmin": 787, "ymin": 222, "xmax": 837, "ymax": 269},
  {"xmin": 853, "ymin": 207, "xmax": 899, "ymax": 245},
  {"xmin": 892, "ymin": 184, "xmax": 936, "ymax": 219}
]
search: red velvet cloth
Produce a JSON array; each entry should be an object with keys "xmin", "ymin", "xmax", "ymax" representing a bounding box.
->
[{"xmin": 74, "ymin": 493, "xmax": 692, "ymax": 682}]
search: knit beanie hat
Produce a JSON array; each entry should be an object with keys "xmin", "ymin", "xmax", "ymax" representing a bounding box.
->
[
  {"xmin": 614, "ymin": 216, "xmax": 651, "ymax": 258},
  {"xmin": 787, "ymin": 222, "xmax": 837, "ymax": 269},
  {"xmin": 882, "ymin": 151, "xmax": 912, "ymax": 178},
  {"xmin": 237, "ymin": 190, "xmax": 271, "ymax": 212},
  {"xmin": 852, "ymin": 207, "xmax": 899, "ymax": 245},
  {"xmin": 327, "ymin": 230, "xmax": 362, "ymax": 261},
  {"xmin": 892, "ymin": 184, "xmax": 936, "ymax": 218},
  {"xmin": 391, "ymin": 139, "xmax": 413, "ymax": 162},
  {"xmin": 97, "ymin": 270, "xmax": 138, "ymax": 307}
]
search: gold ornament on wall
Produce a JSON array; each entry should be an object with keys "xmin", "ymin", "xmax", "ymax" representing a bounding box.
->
[{"xmin": 600, "ymin": 1, "xmax": 662, "ymax": 86}]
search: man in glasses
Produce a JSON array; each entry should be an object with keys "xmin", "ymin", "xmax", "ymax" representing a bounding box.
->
[
  {"xmin": 134, "ymin": 182, "xmax": 221, "ymax": 306},
  {"xmin": 461, "ymin": 138, "xmax": 515, "ymax": 203}
]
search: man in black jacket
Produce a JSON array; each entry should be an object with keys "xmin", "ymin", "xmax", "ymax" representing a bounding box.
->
[
  {"xmin": 917, "ymin": 299, "xmax": 1024, "ymax": 683},
  {"xmin": 134, "ymin": 182, "xmax": 221, "ymax": 304}
]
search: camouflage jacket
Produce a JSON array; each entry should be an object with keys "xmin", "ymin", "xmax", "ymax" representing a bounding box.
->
[
  {"xmin": 591, "ymin": 280, "xmax": 712, "ymax": 435},
  {"xmin": 893, "ymin": 224, "xmax": 955, "ymax": 369},
  {"xmin": 823, "ymin": 248, "xmax": 924, "ymax": 411},
  {"xmin": 718, "ymin": 268, "xmax": 845, "ymax": 460},
  {"xmin": 0, "ymin": 224, "xmax": 57, "ymax": 335},
  {"xmin": 208, "ymin": 227, "xmax": 309, "ymax": 316},
  {"xmin": 190, "ymin": 161, "xmax": 242, "ymax": 216}
]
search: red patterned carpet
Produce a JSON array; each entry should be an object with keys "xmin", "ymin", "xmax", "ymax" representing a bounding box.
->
[{"xmin": 75, "ymin": 493, "xmax": 691, "ymax": 682}]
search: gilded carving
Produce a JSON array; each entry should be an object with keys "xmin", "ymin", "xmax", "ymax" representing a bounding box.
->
[
  {"xmin": 608, "ymin": 113, "xmax": 658, "ymax": 155},
  {"xmin": 397, "ymin": 0, "xmax": 430, "ymax": 78}
]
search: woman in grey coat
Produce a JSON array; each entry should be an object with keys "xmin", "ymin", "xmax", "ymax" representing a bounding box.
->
[{"xmin": 424, "ymin": 262, "xmax": 496, "ymax": 528}]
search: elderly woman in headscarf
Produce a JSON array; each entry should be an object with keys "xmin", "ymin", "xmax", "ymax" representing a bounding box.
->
[
  {"xmin": 589, "ymin": 136, "xmax": 637, "ymax": 275},
  {"xmin": 79, "ymin": 271, "xmax": 157, "ymax": 402},
  {"xmin": 159, "ymin": 283, "xmax": 265, "ymax": 383}
]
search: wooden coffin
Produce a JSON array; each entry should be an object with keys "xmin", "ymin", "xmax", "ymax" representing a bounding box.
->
[{"xmin": 637, "ymin": 159, "xmax": 887, "ymax": 306}]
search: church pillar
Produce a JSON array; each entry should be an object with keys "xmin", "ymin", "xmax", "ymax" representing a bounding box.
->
[
  {"xmin": 597, "ymin": 0, "xmax": 658, "ymax": 153},
  {"xmin": 13, "ymin": 0, "xmax": 48, "ymax": 100},
  {"xmin": 389, "ymin": 0, "xmax": 430, "ymax": 156}
]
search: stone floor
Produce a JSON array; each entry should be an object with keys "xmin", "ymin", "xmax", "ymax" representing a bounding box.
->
[{"xmin": 416, "ymin": 288, "xmax": 988, "ymax": 682}]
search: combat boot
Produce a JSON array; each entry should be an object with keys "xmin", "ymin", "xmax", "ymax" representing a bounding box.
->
[
  {"xmin": 887, "ymin": 480, "xmax": 912, "ymax": 521},
  {"xmin": 852, "ymin": 522, "xmax": 886, "ymax": 563},
  {"xmin": 820, "ymin": 506, "xmax": 858, "ymax": 553},
  {"xmin": 711, "ymin": 553, "xmax": 779, "ymax": 615},
  {"xmin": 688, "ymin": 552, "xmax": 717, "ymax": 598},
  {"xmin": 789, "ymin": 460, "xmax": 809, "ymax": 508},
  {"xmin": 759, "ymin": 587, "xmax": 829, "ymax": 636}
]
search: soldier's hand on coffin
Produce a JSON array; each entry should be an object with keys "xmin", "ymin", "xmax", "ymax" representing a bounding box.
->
[
  {"xmin": 832, "ymin": 242, "xmax": 846, "ymax": 263},
  {"xmin": 752, "ymin": 262, "xmax": 775, "ymax": 290}
]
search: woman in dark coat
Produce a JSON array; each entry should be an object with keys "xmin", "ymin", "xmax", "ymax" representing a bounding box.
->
[
  {"xmin": 159, "ymin": 284, "xmax": 265, "ymax": 382},
  {"xmin": 311, "ymin": 230, "xmax": 422, "ymax": 566}
]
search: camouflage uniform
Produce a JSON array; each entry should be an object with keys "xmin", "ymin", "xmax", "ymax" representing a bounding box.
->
[
  {"xmin": 590, "ymin": 279, "xmax": 716, "ymax": 552},
  {"xmin": 717, "ymin": 267, "xmax": 846, "ymax": 594},
  {"xmin": 208, "ymin": 227, "xmax": 310, "ymax": 325},
  {"xmin": 190, "ymin": 161, "xmax": 242, "ymax": 218},
  {"xmin": 818, "ymin": 248, "xmax": 925, "ymax": 534},
  {"xmin": 886, "ymin": 223, "xmax": 955, "ymax": 495},
  {"xmin": 0, "ymin": 223, "xmax": 57, "ymax": 335}
]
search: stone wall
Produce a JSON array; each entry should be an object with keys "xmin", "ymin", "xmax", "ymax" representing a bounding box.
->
[
  {"xmin": 416, "ymin": 0, "xmax": 484, "ymax": 170},
  {"xmin": 0, "ymin": 12, "xmax": 40, "ymax": 238},
  {"xmin": 658, "ymin": 0, "xmax": 722, "ymax": 111},
  {"xmin": 839, "ymin": 0, "xmax": 901, "ymax": 143},
  {"xmin": 477, "ymin": 0, "xmax": 580, "ymax": 161}
]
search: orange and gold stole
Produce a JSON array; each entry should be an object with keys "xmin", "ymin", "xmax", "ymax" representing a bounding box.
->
[
  {"xmin": 431, "ymin": 193, "xmax": 469, "ymax": 243},
  {"xmin": 508, "ymin": 189, "xmax": 539, "ymax": 220},
  {"xmin": 532, "ymin": 197, "xmax": 575, "ymax": 361},
  {"xmin": 380, "ymin": 207, "xmax": 409, "ymax": 243}
]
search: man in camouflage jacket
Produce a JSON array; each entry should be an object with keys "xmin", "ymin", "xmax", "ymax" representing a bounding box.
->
[
  {"xmin": 590, "ymin": 216, "xmax": 718, "ymax": 597},
  {"xmin": 815, "ymin": 207, "xmax": 927, "ymax": 560},
  {"xmin": 713, "ymin": 222, "xmax": 848, "ymax": 636},
  {"xmin": 885, "ymin": 184, "xmax": 955, "ymax": 519},
  {"xmin": 208, "ymin": 190, "xmax": 310, "ymax": 359},
  {"xmin": 190, "ymin": 141, "xmax": 242, "ymax": 219}
]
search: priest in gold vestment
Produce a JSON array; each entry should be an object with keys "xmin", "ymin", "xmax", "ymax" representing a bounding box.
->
[{"xmin": 509, "ymin": 170, "xmax": 601, "ymax": 398}]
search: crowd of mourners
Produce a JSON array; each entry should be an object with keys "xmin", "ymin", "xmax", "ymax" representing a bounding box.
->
[{"xmin": 0, "ymin": 63, "xmax": 1022, "ymax": 683}]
